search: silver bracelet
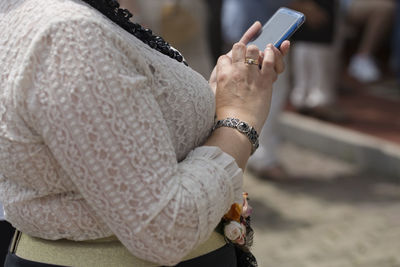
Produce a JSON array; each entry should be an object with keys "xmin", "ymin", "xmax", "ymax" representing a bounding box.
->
[{"xmin": 213, "ymin": 118, "xmax": 259, "ymax": 154}]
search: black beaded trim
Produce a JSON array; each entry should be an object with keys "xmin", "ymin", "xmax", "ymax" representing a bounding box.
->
[
  {"xmin": 81, "ymin": 0, "xmax": 188, "ymax": 65},
  {"xmin": 213, "ymin": 118, "xmax": 259, "ymax": 154}
]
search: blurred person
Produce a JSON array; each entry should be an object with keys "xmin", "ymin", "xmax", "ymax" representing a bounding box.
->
[
  {"xmin": 391, "ymin": 0, "xmax": 400, "ymax": 82},
  {"xmin": 222, "ymin": 0, "xmax": 293, "ymax": 180},
  {"xmin": 222, "ymin": 0, "xmax": 340, "ymax": 179},
  {"xmin": 205, "ymin": 0, "xmax": 224, "ymax": 64},
  {"xmin": 1, "ymin": 0, "xmax": 289, "ymax": 266},
  {"xmin": 119, "ymin": 0, "xmax": 214, "ymax": 78},
  {"xmin": 289, "ymin": 0, "xmax": 345, "ymax": 122},
  {"xmin": 343, "ymin": 0, "xmax": 396, "ymax": 83}
]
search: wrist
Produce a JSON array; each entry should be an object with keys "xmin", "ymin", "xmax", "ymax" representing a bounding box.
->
[
  {"xmin": 215, "ymin": 109, "xmax": 263, "ymax": 133},
  {"xmin": 206, "ymin": 126, "xmax": 251, "ymax": 169},
  {"xmin": 213, "ymin": 118, "xmax": 259, "ymax": 155}
]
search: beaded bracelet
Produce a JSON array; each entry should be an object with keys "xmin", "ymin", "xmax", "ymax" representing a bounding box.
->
[{"xmin": 213, "ymin": 118, "xmax": 259, "ymax": 155}]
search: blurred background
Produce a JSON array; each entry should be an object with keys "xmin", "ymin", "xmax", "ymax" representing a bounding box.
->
[
  {"xmin": 2, "ymin": 0, "xmax": 399, "ymax": 266},
  {"xmin": 117, "ymin": 0, "xmax": 400, "ymax": 266}
]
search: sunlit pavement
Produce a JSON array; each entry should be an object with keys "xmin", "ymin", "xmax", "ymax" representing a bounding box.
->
[{"xmin": 244, "ymin": 142, "xmax": 400, "ymax": 267}]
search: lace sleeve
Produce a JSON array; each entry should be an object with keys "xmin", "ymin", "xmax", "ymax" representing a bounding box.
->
[{"xmin": 20, "ymin": 19, "xmax": 243, "ymax": 265}]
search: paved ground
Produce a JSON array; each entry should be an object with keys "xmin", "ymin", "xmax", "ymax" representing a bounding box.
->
[{"xmin": 244, "ymin": 142, "xmax": 400, "ymax": 267}]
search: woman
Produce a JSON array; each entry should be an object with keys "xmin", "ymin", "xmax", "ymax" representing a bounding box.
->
[{"xmin": 0, "ymin": 0, "xmax": 289, "ymax": 266}]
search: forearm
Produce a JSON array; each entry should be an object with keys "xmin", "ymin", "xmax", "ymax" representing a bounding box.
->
[
  {"xmin": 205, "ymin": 42, "xmax": 288, "ymax": 171},
  {"xmin": 204, "ymin": 126, "xmax": 252, "ymax": 170}
]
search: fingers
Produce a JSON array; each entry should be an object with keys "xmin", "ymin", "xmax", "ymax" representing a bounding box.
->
[
  {"xmin": 246, "ymin": 45, "xmax": 259, "ymax": 59},
  {"xmin": 279, "ymin": 40, "xmax": 291, "ymax": 57},
  {"xmin": 231, "ymin": 43, "xmax": 246, "ymax": 63},
  {"xmin": 261, "ymin": 41, "xmax": 290, "ymax": 74},
  {"xmin": 216, "ymin": 55, "xmax": 232, "ymax": 78},
  {"xmin": 225, "ymin": 21, "xmax": 263, "ymax": 59},
  {"xmin": 239, "ymin": 21, "xmax": 262, "ymax": 45},
  {"xmin": 271, "ymin": 46, "xmax": 285, "ymax": 74},
  {"xmin": 232, "ymin": 43, "xmax": 261, "ymax": 66},
  {"xmin": 245, "ymin": 45, "xmax": 260, "ymax": 66},
  {"xmin": 261, "ymin": 45, "xmax": 276, "ymax": 80},
  {"xmin": 217, "ymin": 55, "xmax": 232, "ymax": 70}
]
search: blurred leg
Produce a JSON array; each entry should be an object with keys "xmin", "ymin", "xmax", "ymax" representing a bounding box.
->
[
  {"xmin": 392, "ymin": 0, "xmax": 400, "ymax": 80},
  {"xmin": 247, "ymin": 57, "xmax": 290, "ymax": 171},
  {"xmin": 205, "ymin": 0, "xmax": 223, "ymax": 63},
  {"xmin": 290, "ymin": 42, "xmax": 311, "ymax": 109},
  {"xmin": 346, "ymin": 0, "xmax": 395, "ymax": 82},
  {"xmin": 305, "ymin": 43, "xmax": 336, "ymax": 108},
  {"xmin": 348, "ymin": 0, "xmax": 396, "ymax": 55}
]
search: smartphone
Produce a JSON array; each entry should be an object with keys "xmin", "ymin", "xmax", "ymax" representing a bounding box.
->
[{"xmin": 247, "ymin": 7, "xmax": 305, "ymax": 50}]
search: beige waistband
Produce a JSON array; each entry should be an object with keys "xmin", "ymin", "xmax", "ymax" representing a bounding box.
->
[{"xmin": 13, "ymin": 231, "xmax": 226, "ymax": 267}]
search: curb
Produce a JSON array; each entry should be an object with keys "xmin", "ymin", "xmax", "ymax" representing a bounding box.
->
[{"xmin": 278, "ymin": 111, "xmax": 400, "ymax": 178}]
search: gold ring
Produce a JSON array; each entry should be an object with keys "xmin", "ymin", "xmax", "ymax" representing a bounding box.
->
[{"xmin": 244, "ymin": 58, "xmax": 259, "ymax": 65}]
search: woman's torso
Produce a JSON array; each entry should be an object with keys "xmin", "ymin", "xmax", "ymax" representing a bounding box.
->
[{"xmin": 0, "ymin": 0, "xmax": 215, "ymax": 240}]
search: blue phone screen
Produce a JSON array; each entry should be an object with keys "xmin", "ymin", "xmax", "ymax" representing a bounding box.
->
[{"xmin": 248, "ymin": 8, "xmax": 305, "ymax": 49}]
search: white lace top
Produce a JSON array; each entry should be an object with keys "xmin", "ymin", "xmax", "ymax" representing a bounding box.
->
[{"xmin": 0, "ymin": 0, "xmax": 243, "ymax": 265}]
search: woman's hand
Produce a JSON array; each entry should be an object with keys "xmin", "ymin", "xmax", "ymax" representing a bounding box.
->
[
  {"xmin": 209, "ymin": 24, "xmax": 289, "ymax": 132},
  {"xmin": 209, "ymin": 21, "xmax": 262, "ymax": 94},
  {"xmin": 209, "ymin": 22, "xmax": 290, "ymax": 93},
  {"xmin": 205, "ymin": 22, "xmax": 290, "ymax": 167},
  {"xmin": 214, "ymin": 43, "xmax": 283, "ymax": 132}
]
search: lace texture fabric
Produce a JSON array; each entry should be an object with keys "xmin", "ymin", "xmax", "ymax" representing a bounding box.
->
[{"xmin": 0, "ymin": 0, "xmax": 243, "ymax": 265}]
